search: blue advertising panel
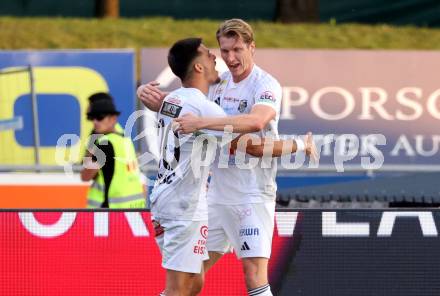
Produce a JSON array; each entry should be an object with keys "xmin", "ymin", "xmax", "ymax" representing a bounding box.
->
[{"xmin": 0, "ymin": 50, "xmax": 135, "ymax": 165}]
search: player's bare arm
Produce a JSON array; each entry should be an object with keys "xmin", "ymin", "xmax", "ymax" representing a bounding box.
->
[
  {"xmin": 175, "ymin": 104, "xmax": 276, "ymax": 133},
  {"xmin": 231, "ymin": 132, "xmax": 319, "ymax": 162},
  {"xmin": 137, "ymin": 81, "xmax": 168, "ymax": 112}
]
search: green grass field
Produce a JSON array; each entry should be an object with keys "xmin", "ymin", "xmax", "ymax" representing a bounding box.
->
[{"xmin": 1, "ymin": 17, "xmax": 440, "ymax": 50}]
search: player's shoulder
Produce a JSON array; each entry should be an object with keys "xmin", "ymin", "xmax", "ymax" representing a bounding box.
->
[
  {"xmin": 166, "ymin": 87, "xmax": 206, "ymax": 105},
  {"xmin": 166, "ymin": 87, "xmax": 194, "ymax": 100},
  {"xmin": 253, "ymin": 65, "xmax": 281, "ymax": 89},
  {"xmin": 160, "ymin": 88, "xmax": 188, "ymax": 119},
  {"xmin": 165, "ymin": 88, "xmax": 184, "ymax": 103}
]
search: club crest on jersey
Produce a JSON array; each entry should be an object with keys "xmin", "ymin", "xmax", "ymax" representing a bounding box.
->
[
  {"xmin": 259, "ymin": 91, "xmax": 275, "ymax": 102},
  {"xmin": 238, "ymin": 100, "xmax": 248, "ymax": 113},
  {"xmin": 160, "ymin": 101, "xmax": 182, "ymax": 118}
]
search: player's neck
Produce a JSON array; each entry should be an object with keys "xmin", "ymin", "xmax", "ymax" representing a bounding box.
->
[
  {"xmin": 182, "ymin": 78, "xmax": 209, "ymax": 95},
  {"xmin": 232, "ymin": 62, "xmax": 254, "ymax": 83}
]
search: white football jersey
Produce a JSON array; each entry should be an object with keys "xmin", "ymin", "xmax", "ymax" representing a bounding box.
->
[
  {"xmin": 207, "ymin": 65, "xmax": 282, "ymax": 205},
  {"xmin": 150, "ymin": 87, "xmax": 227, "ymax": 220}
]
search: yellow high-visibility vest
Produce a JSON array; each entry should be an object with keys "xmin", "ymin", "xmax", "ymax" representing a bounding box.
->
[{"xmin": 87, "ymin": 131, "xmax": 145, "ymax": 209}]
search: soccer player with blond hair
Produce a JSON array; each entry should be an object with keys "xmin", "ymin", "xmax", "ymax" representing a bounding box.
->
[{"xmin": 139, "ymin": 19, "xmax": 316, "ymax": 296}]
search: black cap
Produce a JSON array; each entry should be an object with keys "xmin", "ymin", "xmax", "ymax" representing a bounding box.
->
[
  {"xmin": 87, "ymin": 99, "xmax": 121, "ymax": 118},
  {"xmin": 88, "ymin": 92, "xmax": 114, "ymax": 104}
]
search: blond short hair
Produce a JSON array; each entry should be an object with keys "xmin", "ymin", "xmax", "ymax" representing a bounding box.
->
[{"xmin": 216, "ymin": 18, "xmax": 254, "ymax": 45}]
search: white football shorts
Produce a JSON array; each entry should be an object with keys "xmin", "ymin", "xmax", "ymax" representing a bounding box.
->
[
  {"xmin": 206, "ymin": 201, "xmax": 275, "ymax": 259},
  {"xmin": 153, "ymin": 218, "xmax": 209, "ymax": 273}
]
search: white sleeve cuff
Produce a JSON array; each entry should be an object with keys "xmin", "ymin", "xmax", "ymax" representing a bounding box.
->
[{"xmin": 295, "ymin": 138, "xmax": 306, "ymax": 152}]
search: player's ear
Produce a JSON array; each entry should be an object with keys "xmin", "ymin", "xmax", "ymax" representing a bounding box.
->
[
  {"xmin": 193, "ymin": 62, "xmax": 203, "ymax": 73},
  {"xmin": 250, "ymin": 42, "xmax": 255, "ymax": 55}
]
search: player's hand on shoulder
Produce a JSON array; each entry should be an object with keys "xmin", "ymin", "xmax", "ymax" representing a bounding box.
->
[
  {"xmin": 174, "ymin": 113, "xmax": 201, "ymax": 134},
  {"xmin": 137, "ymin": 81, "xmax": 168, "ymax": 112}
]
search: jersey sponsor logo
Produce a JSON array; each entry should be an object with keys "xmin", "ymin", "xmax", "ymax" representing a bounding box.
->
[
  {"xmin": 240, "ymin": 241, "xmax": 251, "ymax": 251},
  {"xmin": 223, "ymin": 97, "xmax": 241, "ymax": 115},
  {"xmin": 238, "ymin": 100, "xmax": 248, "ymax": 113},
  {"xmin": 167, "ymin": 97, "xmax": 182, "ymax": 105},
  {"xmin": 258, "ymin": 91, "xmax": 276, "ymax": 103},
  {"xmin": 239, "ymin": 227, "xmax": 260, "ymax": 237},
  {"xmin": 223, "ymin": 97, "xmax": 240, "ymax": 103},
  {"xmin": 236, "ymin": 208, "xmax": 252, "ymax": 221},
  {"xmin": 160, "ymin": 101, "xmax": 182, "ymax": 118},
  {"xmin": 200, "ymin": 225, "xmax": 208, "ymax": 239},
  {"xmin": 194, "ymin": 236, "xmax": 207, "ymax": 255}
]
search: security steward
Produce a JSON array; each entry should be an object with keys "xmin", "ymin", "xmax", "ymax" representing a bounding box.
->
[
  {"xmin": 81, "ymin": 98, "xmax": 145, "ymax": 208},
  {"xmin": 83, "ymin": 92, "xmax": 124, "ymax": 206}
]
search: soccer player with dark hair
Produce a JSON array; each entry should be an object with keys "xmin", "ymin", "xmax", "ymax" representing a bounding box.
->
[{"xmin": 150, "ymin": 37, "xmax": 228, "ymax": 296}]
